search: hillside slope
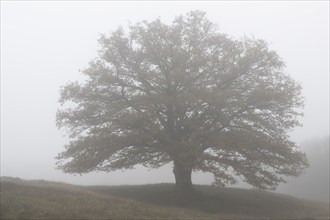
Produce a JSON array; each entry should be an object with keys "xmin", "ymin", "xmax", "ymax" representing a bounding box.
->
[{"xmin": 1, "ymin": 177, "xmax": 329, "ymax": 219}]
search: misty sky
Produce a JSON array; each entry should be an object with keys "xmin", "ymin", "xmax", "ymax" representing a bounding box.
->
[{"xmin": 1, "ymin": 1, "xmax": 329, "ymax": 198}]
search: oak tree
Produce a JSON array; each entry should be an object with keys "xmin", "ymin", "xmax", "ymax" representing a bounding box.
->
[{"xmin": 56, "ymin": 11, "xmax": 308, "ymax": 191}]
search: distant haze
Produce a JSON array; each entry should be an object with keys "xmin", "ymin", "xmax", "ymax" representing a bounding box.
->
[
  {"xmin": 1, "ymin": 1, "xmax": 329, "ymax": 202},
  {"xmin": 277, "ymin": 136, "xmax": 329, "ymax": 203}
]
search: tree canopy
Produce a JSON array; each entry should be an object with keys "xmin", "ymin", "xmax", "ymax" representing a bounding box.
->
[{"xmin": 56, "ymin": 11, "xmax": 308, "ymax": 191}]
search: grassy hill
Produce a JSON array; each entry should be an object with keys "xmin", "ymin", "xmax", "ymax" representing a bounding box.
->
[{"xmin": 1, "ymin": 177, "xmax": 329, "ymax": 219}]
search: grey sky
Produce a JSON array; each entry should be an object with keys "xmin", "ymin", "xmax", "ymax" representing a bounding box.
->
[{"xmin": 1, "ymin": 1, "xmax": 329, "ymax": 194}]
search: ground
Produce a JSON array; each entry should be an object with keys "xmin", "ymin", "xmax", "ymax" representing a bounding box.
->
[{"xmin": 1, "ymin": 177, "xmax": 329, "ymax": 219}]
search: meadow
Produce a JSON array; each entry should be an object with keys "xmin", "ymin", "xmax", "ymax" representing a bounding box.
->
[{"xmin": 1, "ymin": 177, "xmax": 329, "ymax": 219}]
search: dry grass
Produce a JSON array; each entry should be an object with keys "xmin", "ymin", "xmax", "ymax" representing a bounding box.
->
[{"xmin": 1, "ymin": 177, "xmax": 329, "ymax": 219}]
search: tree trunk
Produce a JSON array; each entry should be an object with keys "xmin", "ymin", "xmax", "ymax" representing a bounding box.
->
[{"xmin": 173, "ymin": 161, "xmax": 193, "ymax": 192}]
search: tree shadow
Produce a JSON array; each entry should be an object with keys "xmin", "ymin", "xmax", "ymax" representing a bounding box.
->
[{"xmin": 86, "ymin": 184, "xmax": 320, "ymax": 218}]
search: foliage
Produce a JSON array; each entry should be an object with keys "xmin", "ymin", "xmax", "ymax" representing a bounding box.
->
[{"xmin": 56, "ymin": 11, "xmax": 308, "ymax": 190}]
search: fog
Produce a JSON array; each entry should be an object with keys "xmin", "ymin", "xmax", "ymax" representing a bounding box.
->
[
  {"xmin": 277, "ymin": 136, "xmax": 329, "ymax": 203},
  {"xmin": 1, "ymin": 2, "xmax": 329, "ymax": 203}
]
